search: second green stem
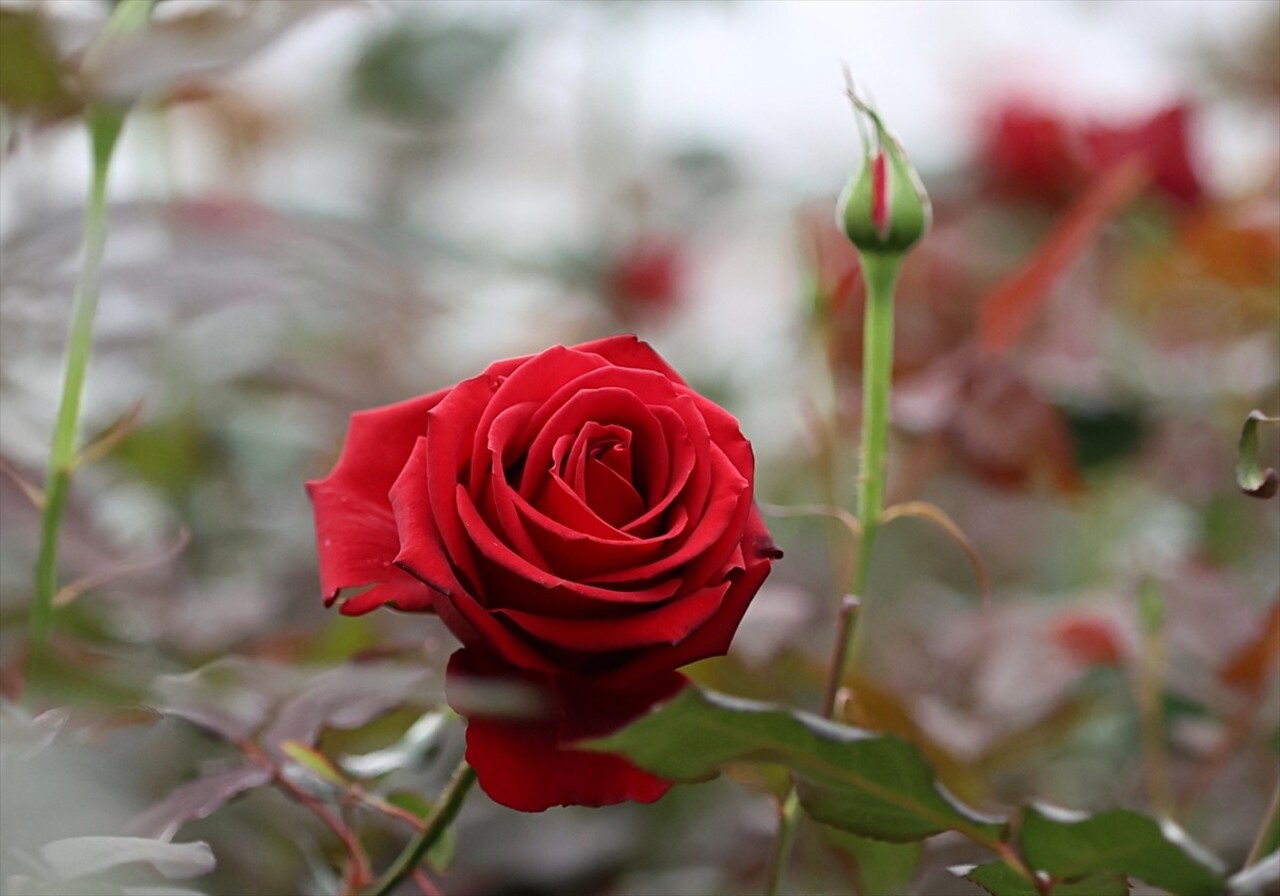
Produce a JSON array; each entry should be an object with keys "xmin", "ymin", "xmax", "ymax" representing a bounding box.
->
[{"xmin": 767, "ymin": 252, "xmax": 901, "ymax": 895}]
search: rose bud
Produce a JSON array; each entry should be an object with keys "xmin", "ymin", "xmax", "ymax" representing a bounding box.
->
[
  {"xmin": 837, "ymin": 89, "xmax": 931, "ymax": 255},
  {"xmin": 308, "ymin": 336, "xmax": 781, "ymax": 811}
]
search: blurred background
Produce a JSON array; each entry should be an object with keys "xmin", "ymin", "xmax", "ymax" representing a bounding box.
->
[{"xmin": 1, "ymin": 1, "xmax": 1278, "ymax": 894}]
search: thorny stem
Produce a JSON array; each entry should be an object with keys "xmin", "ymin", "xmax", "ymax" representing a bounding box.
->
[
  {"xmin": 31, "ymin": 0, "xmax": 156, "ymax": 652},
  {"xmin": 841, "ymin": 251, "xmax": 902, "ymax": 680},
  {"xmin": 242, "ymin": 741, "xmax": 374, "ymax": 894},
  {"xmin": 363, "ymin": 759, "xmax": 476, "ymax": 896},
  {"xmin": 765, "ymin": 253, "xmax": 902, "ymax": 896}
]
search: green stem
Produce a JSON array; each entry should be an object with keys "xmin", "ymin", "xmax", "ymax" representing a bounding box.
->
[
  {"xmin": 1136, "ymin": 578, "xmax": 1174, "ymax": 819},
  {"xmin": 363, "ymin": 760, "xmax": 476, "ymax": 896},
  {"xmin": 765, "ymin": 790, "xmax": 802, "ymax": 896},
  {"xmin": 29, "ymin": 0, "xmax": 155, "ymax": 650},
  {"xmin": 765, "ymin": 252, "xmax": 902, "ymax": 896},
  {"xmin": 31, "ymin": 106, "xmax": 125, "ymax": 646},
  {"xmin": 842, "ymin": 251, "xmax": 902, "ymax": 680}
]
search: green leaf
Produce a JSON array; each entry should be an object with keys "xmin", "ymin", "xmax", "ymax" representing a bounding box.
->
[
  {"xmin": 822, "ymin": 826, "xmax": 922, "ymax": 896},
  {"xmin": 584, "ymin": 686, "xmax": 1007, "ymax": 844},
  {"xmin": 1236, "ymin": 410, "xmax": 1280, "ymax": 499},
  {"xmin": 386, "ymin": 793, "xmax": 455, "ymax": 871},
  {"xmin": 280, "ymin": 740, "xmax": 350, "ymax": 788},
  {"xmin": 952, "ymin": 861, "xmax": 1128, "ymax": 896},
  {"xmin": 1019, "ymin": 805, "xmax": 1225, "ymax": 896}
]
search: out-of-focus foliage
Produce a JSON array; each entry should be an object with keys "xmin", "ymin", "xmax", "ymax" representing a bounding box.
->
[{"xmin": 1, "ymin": 0, "xmax": 1277, "ymax": 894}]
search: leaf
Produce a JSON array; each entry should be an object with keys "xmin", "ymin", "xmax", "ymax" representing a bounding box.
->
[
  {"xmin": 0, "ymin": 703, "xmax": 68, "ymax": 764},
  {"xmin": 40, "ymin": 837, "xmax": 215, "ymax": 881},
  {"xmin": 978, "ymin": 157, "xmax": 1149, "ymax": 354},
  {"xmin": 151, "ymin": 657, "xmax": 305, "ymax": 742},
  {"xmin": 0, "ymin": 9, "xmax": 80, "ymax": 120},
  {"xmin": 1219, "ymin": 596, "xmax": 1280, "ymax": 693},
  {"xmin": 281, "ymin": 740, "xmax": 349, "ymax": 788},
  {"xmin": 339, "ymin": 710, "xmax": 448, "ymax": 779},
  {"xmin": 838, "ymin": 674, "xmax": 983, "ymax": 805},
  {"xmin": 259, "ymin": 662, "xmax": 435, "ymax": 756},
  {"xmin": 1228, "ymin": 851, "xmax": 1280, "ymax": 896},
  {"xmin": 1019, "ymin": 804, "xmax": 1224, "ymax": 896},
  {"xmin": 822, "ymin": 826, "xmax": 922, "ymax": 896},
  {"xmin": 385, "ymin": 793, "xmax": 455, "ymax": 871},
  {"xmin": 81, "ymin": 1, "xmax": 344, "ymax": 104},
  {"xmin": 1236, "ymin": 410, "xmax": 1280, "ymax": 499},
  {"xmin": 880, "ymin": 501, "xmax": 990, "ymax": 608},
  {"xmin": 128, "ymin": 764, "xmax": 272, "ymax": 841},
  {"xmin": 584, "ymin": 686, "xmax": 1007, "ymax": 845},
  {"xmin": 951, "ymin": 861, "xmax": 1128, "ymax": 896}
]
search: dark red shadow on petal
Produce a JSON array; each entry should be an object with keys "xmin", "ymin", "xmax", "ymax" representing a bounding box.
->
[{"xmin": 447, "ymin": 649, "xmax": 685, "ymax": 812}]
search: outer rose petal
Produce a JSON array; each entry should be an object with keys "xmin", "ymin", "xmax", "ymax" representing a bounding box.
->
[
  {"xmin": 447, "ymin": 650, "xmax": 684, "ymax": 811},
  {"xmin": 306, "ymin": 391, "xmax": 446, "ymax": 614},
  {"xmin": 601, "ymin": 505, "xmax": 782, "ymax": 686}
]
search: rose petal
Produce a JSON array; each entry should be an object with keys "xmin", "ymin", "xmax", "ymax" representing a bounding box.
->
[
  {"xmin": 307, "ymin": 392, "xmax": 444, "ymax": 614},
  {"xmin": 447, "ymin": 650, "xmax": 683, "ymax": 812},
  {"xmin": 494, "ymin": 578, "xmax": 731, "ymax": 653},
  {"xmin": 456, "ymin": 485, "xmax": 683, "ymax": 612},
  {"xmin": 588, "ymin": 444, "xmax": 748, "ymax": 588},
  {"xmin": 469, "ymin": 346, "xmax": 611, "ymax": 496},
  {"xmin": 602, "ymin": 507, "xmax": 781, "ymax": 686},
  {"xmin": 574, "ymin": 335, "xmax": 687, "ymax": 386},
  {"xmin": 391, "ymin": 440, "xmax": 557, "ymax": 674}
]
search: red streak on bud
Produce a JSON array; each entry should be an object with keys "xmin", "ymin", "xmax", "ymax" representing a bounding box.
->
[{"xmin": 871, "ymin": 150, "xmax": 889, "ymax": 239}]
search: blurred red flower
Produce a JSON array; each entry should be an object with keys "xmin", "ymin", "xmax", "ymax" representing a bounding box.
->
[
  {"xmin": 980, "ymin": 100, "xmax": 1204, "ymax": 206},
  {"xmin": 605, "ymin": 236, "xmax": 684, "ymax": 319},
  {"xmin": 1052, "ymin": 612, "xmax": 1127, "ymax": 668}
]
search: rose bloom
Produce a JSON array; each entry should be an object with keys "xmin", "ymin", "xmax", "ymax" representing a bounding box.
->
[{"xmin": 308, "ymin": 336, "xmax": 780, "ymax": 810}]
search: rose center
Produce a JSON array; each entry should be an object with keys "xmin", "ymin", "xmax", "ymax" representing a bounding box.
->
[{"xmin": 560, "ymin": 426, "xmax": 644, "ymax": 528}]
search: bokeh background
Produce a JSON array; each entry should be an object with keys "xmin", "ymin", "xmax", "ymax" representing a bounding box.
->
[{"xmin": 1, "ymin": 1, "xmax": 1278, "ymax": 894}]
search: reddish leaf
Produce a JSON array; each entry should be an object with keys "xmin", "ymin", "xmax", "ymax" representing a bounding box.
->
[
  {"xmin": 128, "ymin": 763, "xmax": 272, "ymax": 841},
  {"xmin": 259, "ymin": 662, "xmax": 435, "ymax": 756},
  {"xmin": 1219, "ymin": 597, "xmax": 1280, "ymax": 693},
  {"xmin": 151, "ymin": 657, "xmax": 305, "ymax": 742},
  {"xmin": 978, "ymin": 157, "xmax": 1149, "ymax": 355}
]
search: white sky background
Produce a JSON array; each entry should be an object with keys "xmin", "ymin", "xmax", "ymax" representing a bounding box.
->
[
  {"xmin": 2, "ymin": 0, "xmax": 1277, "ymax": 452},
  {"xmin": 238, "ymin": 0, "xmax": 1277, "ymax": 194}
]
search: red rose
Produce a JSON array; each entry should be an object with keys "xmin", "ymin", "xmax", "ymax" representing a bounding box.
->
[{"xmin": 307, "ymin": 335, "xmax": 780, "ymax": 810}]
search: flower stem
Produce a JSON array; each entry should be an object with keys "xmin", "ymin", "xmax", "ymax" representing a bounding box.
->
[
  {"xmin": 841, "ymin": 251, "xmax": 902, "ymax": 682},
  {"xmin": 31, "ymin": 106, "xmax": 125, "ymax": 647},
  {"xmin": 765, "ymin": 790, "xmax": 802, "ymax": 896},
  {"xmin": 363, "ymin": 760, "xmax": 476, "ymax": 896},
  {"xmin": 765, "ymin": 252, "xmax": 902, "ymax": 896},
  {"xmin": 30, "ymin": 0, "xmax": 156, "ymax": 650}
]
